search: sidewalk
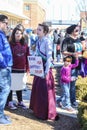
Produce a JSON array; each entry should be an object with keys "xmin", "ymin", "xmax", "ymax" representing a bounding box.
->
[
  {"xmin": 3, "ymin": 69, "xmax": 80, "ymax": 130},
  {"xmin": 13, "ymin": 88, "xmax": 78, "ymax": 119},
  {"xmin": 12, "ymin": 62, "xmax": 78, "ymax": 119},
  {"xmin": 56, "ymin": 95, "xmax": 78, "ymax": 118}
]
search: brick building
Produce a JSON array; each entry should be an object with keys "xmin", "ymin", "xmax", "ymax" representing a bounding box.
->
[
  {"xmin": 80, "ymin": 11, "xmax": 87, "ymax": 30},
  {"xmin": 0, "ymin": 0, "xmax": 29, "ymax": 28},
  {"xmin": 23, "ymin": 0, "xmax": 46, "ymax": 29}
]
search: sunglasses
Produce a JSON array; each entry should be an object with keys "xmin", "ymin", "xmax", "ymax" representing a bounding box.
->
[
  {"xmin": 2, "ymin": 21, "xmax": 8, "ymax": 25},
  {"xmin": 74, "ymin": 29, "xmax": 79, "ymax": 32}
]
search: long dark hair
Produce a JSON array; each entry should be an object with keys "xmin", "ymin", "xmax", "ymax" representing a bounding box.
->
[{"xmin": 10, "ymin": 27, "xmax": 25, "ymax": 45}]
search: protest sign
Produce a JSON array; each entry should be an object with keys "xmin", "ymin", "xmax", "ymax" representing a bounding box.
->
[{"xmin": 28, "ymin": 56, "xmax": 44, "ymax": 77}]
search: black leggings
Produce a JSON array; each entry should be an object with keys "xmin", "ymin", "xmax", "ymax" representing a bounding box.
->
[{"xmin": 7, "ymin": 90, "xmax": 22, "ymax": 103}]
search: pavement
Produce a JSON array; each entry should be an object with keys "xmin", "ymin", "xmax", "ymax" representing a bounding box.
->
[
  {"xmin": 53, "ymin": 61, "xmax": 64, "ymax": 68},
  {"xmin": 12, "ymin": 61, "xmax": 78, "ymax": 119},
  {"xmin": 53, "ymin": 61, "xmax": 78, "ymax": 118},
  {"xmin": 13, "ymin": 87, "xmax": 78, "ymax": 119}
]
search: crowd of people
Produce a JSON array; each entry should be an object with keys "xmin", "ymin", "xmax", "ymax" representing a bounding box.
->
[{"xmin": 0, "ymin": 13, "xmax": 87, "ymax": 125}]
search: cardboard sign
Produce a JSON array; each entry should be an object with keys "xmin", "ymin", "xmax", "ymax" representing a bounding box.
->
[{"xmin": 28, "ymin": 56, "xmax": 44, "ymax": 77}]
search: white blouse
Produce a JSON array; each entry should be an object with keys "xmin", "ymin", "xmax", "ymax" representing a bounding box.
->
[{"xmin": 36, "ymin": 36, "xmax": 53, "ymax": 74}]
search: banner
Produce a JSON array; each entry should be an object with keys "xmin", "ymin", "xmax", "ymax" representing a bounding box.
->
[{"xmin": 28, "ymin": 56, "xmax": 44, "ymax": 77}]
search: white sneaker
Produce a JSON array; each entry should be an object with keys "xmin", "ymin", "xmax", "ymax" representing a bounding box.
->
[
  {"xmin": 65, "ymin": 107, "xmax": 75, "ymax": 112},
  {"xmin": 17, "ymin": 101, "xmax": 27, "ymax": 109},
  {"xmin": 8, "ymin": 101, "xmax": 17, "ymax": 110}
]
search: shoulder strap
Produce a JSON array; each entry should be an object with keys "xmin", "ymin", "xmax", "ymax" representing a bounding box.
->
[{"xmin": 37, "ymin": 41, "xmax": 47, "ymax": 61}]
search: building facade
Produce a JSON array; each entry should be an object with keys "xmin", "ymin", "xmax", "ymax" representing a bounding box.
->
[
  {"xmin": 80, "ymin": 11, "xmax": 87, "ymax": 30},
  {"xmin": 0, "ymin": 0, "xmax": 47, "ymax": 29},
  {"xmin": 0, "ymin": 0, "xmax": 29, "ymax": 28},
  {"xmin": 23, "ymin": 0, "xmax": 46, "ymax": 29}
]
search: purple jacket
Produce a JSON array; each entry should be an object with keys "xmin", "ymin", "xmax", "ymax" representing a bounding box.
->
[{"xmin": 60, "ymin": 59, "xmax": 79, "ymax": 83}]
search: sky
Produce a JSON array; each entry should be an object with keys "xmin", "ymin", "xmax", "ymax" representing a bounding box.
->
[{"xmin": 45, "ymin": 0, "xmax": 80, "ymax": 21}]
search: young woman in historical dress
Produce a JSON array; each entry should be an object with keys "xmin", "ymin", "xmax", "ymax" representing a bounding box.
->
[{"xmin": 29, "ymin": 23, "xmax": 59, "ymax": 120}]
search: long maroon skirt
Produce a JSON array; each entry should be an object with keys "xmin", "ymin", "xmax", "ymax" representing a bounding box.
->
[{"xmin": 29, "ymin": 69, "xmax": 57, "ymax": 120}]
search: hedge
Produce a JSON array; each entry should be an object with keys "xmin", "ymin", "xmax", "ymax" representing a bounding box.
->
[
  {"xmin": 76, "ymin": 76, "xmax": 87, "ymax": 101},
  {"xmin": 76, "ymin": 76, "xmax": 87, "ymax": 130}
]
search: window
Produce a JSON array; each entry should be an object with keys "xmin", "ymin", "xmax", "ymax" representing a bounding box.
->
[{"xmin": 25, "ymin": 5, "xmax": 30, "ymax": 11}]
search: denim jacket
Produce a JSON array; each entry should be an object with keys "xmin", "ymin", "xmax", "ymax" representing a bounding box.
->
[{"xmin": 0, "ymin": 30, "xmax": 13, "ymax": 68}]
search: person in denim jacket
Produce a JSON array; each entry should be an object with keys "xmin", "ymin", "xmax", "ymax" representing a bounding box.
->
[
  {"xmin": 0, "ymin": 14, "xmax": 13, "ymax": 125},
  {"xmin": 29, "ymin": 23, "xmax": 59, "ymax": 121}
]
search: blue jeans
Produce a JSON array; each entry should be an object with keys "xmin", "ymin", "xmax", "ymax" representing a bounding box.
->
[
  {"xmin": 0, "ymin": 68, "xmax": 11, "ymax": 118},
  {"xmin": 58, "ymin": 82, "xmax": 71, "ymax": 108},
  {"xmin": 53, "ymin": 44, "xmax": 57, "ymax": 60},
  {"xmin": 70, "ymin": 69, "xmax": 78, "ymax": 104},
  {"xmin": 57, "ymin": 54, "xmax": 61, "ymax": 62}
]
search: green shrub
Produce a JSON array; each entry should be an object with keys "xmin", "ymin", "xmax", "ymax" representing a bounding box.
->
[
  {"xmin": 82, "ymin": 109, "xmax": 87, "ymax": 126},
  {"xmin": 77, "ymin": 102, "xmax": 87, "ymax": 128},
  {"xmin": 82, "ymin": 122, "xmax": 87, "ymax": 130},
  {"xmin": 76, "ymin": 76, "xmax": 87, "ymax": 101},
  {"xmin": 76, "ymin": 76, "xmax": 87, "ymax": 130}
]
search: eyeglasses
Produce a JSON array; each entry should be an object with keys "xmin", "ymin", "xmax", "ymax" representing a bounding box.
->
[{"xmin": 2, "ymin": 21, "xmax": 8, "ymax": 25}]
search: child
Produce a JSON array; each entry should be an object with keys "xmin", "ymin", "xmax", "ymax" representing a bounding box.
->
[{"xmin": 57, "ymin": 54, "xmax": 79, "ymax": 111}]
